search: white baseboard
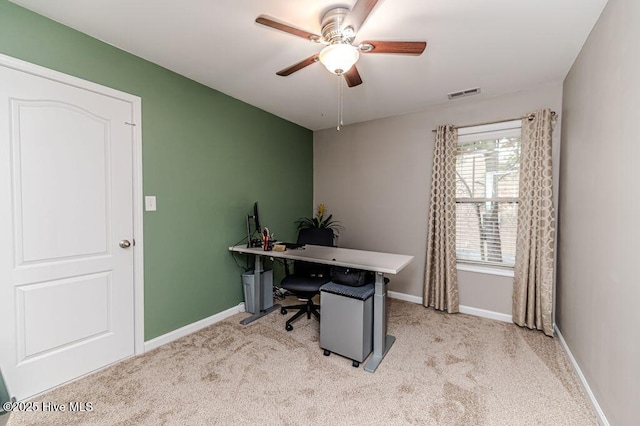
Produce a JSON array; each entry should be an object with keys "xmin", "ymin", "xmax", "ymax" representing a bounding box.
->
[
  {"xmin": 387, "ymin": 290, "xmax": 423, "ymax": 304},
  {"xmin": 555, "ymin": 326, "xmax": 609, "ymax": 426},
  {"xmin": 387, "ymin": 290, "xmax": 512, "ymax": 323},
  {"xmin": 144, "ymin": 303, "xmax": 244, "ymax": 352},
  {"xmin": 458, "ymin": 305, "xmax": 512, "ymax": 323}
]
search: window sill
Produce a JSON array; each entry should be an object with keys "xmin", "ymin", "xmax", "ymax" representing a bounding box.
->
[{"xmin": 456, "ymin": 263, "xmax": 514, "ymax": 277}]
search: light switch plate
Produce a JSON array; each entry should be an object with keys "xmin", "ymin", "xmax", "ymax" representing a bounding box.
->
[{"xmin": 145, "ymin": 196, "xmax": 157, "ymax": 211}]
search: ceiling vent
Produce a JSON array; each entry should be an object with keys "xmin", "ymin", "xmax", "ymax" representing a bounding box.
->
[{"xmin": 447, "ymin": 87, "xmax": 481, "ymax": 100}]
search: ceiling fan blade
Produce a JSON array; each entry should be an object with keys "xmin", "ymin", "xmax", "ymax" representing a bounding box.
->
[
  {"xmin": 256, "ymin": 15, "xmax": 321, "ymax": 42},
  {"xmin": 343, "ymin": 66, "xmax": 363, "ymax": 88},
  {"xmin": 276, "ymin": 54, "xmax": 320, "ymax": 76},
  {"xmin": 345, "ymin": 0, "xmax": 380, "ymax": 32},
  {"xmin": 360, "ymin": 41, "xmax": 427, "ymax": 55}
]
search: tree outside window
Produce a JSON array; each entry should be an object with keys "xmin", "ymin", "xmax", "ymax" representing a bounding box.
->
[{"xmin": 455, "ymin": 136, "xmax": 520, "ymax": 267}]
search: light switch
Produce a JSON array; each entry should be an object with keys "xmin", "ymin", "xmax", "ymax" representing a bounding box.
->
[{"xmin": 145, "ymin": 196, "xmax": 157, "ymax": 211}]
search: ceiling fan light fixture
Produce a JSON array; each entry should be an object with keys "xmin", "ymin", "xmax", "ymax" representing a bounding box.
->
[{"xmin": 319, "ymin": 43, "xmax": 359, "ymax": 75}]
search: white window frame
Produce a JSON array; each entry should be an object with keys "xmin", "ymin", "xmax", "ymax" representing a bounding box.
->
[{"xmin": 455, "ymin": 120, "xmax": 521, "ymax": 277}]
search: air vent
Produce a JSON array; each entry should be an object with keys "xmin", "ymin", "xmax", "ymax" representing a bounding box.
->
[{"xmin": 447, "ymin": 87, "xmax": 481, "ymax": 100}]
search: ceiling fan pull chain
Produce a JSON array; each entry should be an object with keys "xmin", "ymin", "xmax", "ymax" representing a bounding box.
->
[{"xmin": 337, "ymin": 75, "xmax": 344, "ymax": 131}]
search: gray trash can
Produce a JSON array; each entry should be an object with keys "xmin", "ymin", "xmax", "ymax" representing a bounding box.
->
[
  {"xmin": 320, "ymin": 282, "xmax": 375, "ymax": 367},
  {"xmin": 242, "ymin": 269, "xmax": 273, "ymax": 314}
]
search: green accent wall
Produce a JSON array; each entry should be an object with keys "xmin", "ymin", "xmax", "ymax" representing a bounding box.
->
[
  {"xmin": 0, "ymin": 1, "xmax": 313, "ymax": 340},
  {"xmin": 0, "ymin": 368, "xmax": 9, "ymax": 414}
]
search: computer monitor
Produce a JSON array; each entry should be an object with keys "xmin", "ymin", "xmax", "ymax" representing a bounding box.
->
[
  {"xmin": 246, "ymin": 202, "xmax": 262, "ymax": 248},
  {"xmin": 253, "ymin": 202, "xmax": 261, "ymax": 235}
]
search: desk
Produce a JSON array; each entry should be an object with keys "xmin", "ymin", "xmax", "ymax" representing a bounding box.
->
[{"xmin": 229, "ymin": 244, "xmax": 414, "ymax": 372}]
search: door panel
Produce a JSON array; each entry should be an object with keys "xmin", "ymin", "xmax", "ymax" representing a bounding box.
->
[
  {"xmin": 18, "ymin": 272, "xmax": 111, "ymax": 359},
  {"xmin": 0, "ymin": 63, "xmax": 136, "ymax": 400},
  {"xmin": 13, "ymin": 100, "xmax": 110, "ymax": 263}
]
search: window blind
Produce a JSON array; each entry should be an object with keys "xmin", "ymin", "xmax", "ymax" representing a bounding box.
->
[{"xmin": 455, "ymin": 131, "xmax": 521, "ymax": 267}]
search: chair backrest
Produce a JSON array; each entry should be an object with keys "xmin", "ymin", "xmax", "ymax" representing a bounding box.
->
[
  {"xmin": 295, "ymin": 228, "xmax": 334, "ymax": 277},
  {"xmin": 296, "ymin": 227, "xmax": 334, "ymax": 246}
]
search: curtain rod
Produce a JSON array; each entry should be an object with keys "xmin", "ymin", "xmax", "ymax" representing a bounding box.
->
[{"xmin": 430, "ymin": 111, "xmax": 556, "ymax": 132}]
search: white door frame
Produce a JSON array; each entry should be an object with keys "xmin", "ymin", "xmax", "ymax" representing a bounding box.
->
[{"xmin": 0, "ymin": 53, "xmax": 145, "ymax": 356}]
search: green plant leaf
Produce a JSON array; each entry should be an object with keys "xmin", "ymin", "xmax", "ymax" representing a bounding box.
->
[{"xmin": 294, "ymin": 205, "xmax": 344, "ymax": 235}]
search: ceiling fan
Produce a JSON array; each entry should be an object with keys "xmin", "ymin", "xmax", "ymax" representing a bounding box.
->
[{"xmin": 255, "ymin": 0, "xmax": 427, "ymax": 88}]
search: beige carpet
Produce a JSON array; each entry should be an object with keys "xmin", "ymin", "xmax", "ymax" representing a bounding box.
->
[{"xmin": 8, "ymin": 298, "xmax": 597, "ymax": 425}]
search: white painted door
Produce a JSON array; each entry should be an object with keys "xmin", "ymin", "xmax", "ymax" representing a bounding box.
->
[{"xmin": 0, "ymin": 62, "xmax": 136, "ymax": 399}]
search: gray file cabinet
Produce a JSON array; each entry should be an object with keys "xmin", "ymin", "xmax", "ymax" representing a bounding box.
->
[{"xmin": 320, "ymin": 282, "xmax": 375, "ymax": 367}]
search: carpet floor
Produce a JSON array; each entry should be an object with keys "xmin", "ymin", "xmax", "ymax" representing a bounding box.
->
[{"xmin": 8, "ymin": 298, "xmax": 597, "ymax": 425}]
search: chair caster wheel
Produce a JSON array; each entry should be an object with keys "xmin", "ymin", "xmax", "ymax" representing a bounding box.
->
[
  {"xmin": 323, "ymin": 350, "xmax": 330, "ymax": 356},
  {"xmin": 281, "ymin": 307, "xmax": 287, "ymax": 315},
  {"xmin": 352, "ymin": 361, "xmax": 360, "ymax": 368},
  {"xmin": 285, "ymin": 324, "xmax": 293, "ymax": 331}
]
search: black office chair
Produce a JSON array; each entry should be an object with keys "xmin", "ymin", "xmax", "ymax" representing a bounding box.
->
[{"xmin": 280, "ymin": 227, "xmax": 334, "ymax": 331}]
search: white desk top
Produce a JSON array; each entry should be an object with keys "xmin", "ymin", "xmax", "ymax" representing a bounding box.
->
[{"xmin": 229, "ymin": 244, "xmax": 414, "ymax": 275}]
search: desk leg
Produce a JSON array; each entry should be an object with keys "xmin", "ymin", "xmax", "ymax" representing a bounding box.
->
[
  {"xmin": 364, "ymin": 272, "xmax": 395, "ymax": 373},
  {"xmin": 240, "ymin": 254, "xmax": 280, "ymax": 325}
]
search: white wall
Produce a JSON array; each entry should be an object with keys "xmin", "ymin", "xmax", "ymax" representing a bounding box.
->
[
  {"xmin": 559, "ymin": 0, "xmax": 639, "ymax": 424},
  {"xmin": 314, "ymin": 84, "xmax": 562, "ymax": 315}
]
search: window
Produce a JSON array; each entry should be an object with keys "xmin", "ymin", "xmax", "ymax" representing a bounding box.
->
[{"xmin": 455, "ymin": 121, "xmax": 521, "ymax": 268}]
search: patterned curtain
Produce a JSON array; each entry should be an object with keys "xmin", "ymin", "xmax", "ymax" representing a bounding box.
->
[
  {"xmin": 423, "ymin": 125, "xmax": 459, "ymax": 313},
  {"xmin": 513, "ymin": 109, "xmax": 557, "ymax": 336}
]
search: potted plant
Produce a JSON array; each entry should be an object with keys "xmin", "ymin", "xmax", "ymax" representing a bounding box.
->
[{"xmin": 295, "ymin": 204, "xmax": 344, "ymax": 239}]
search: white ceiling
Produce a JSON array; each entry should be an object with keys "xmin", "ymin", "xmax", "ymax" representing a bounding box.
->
[{"xmin": 11, "ymin": 0, "xmax": 608, "ymax": 130}]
